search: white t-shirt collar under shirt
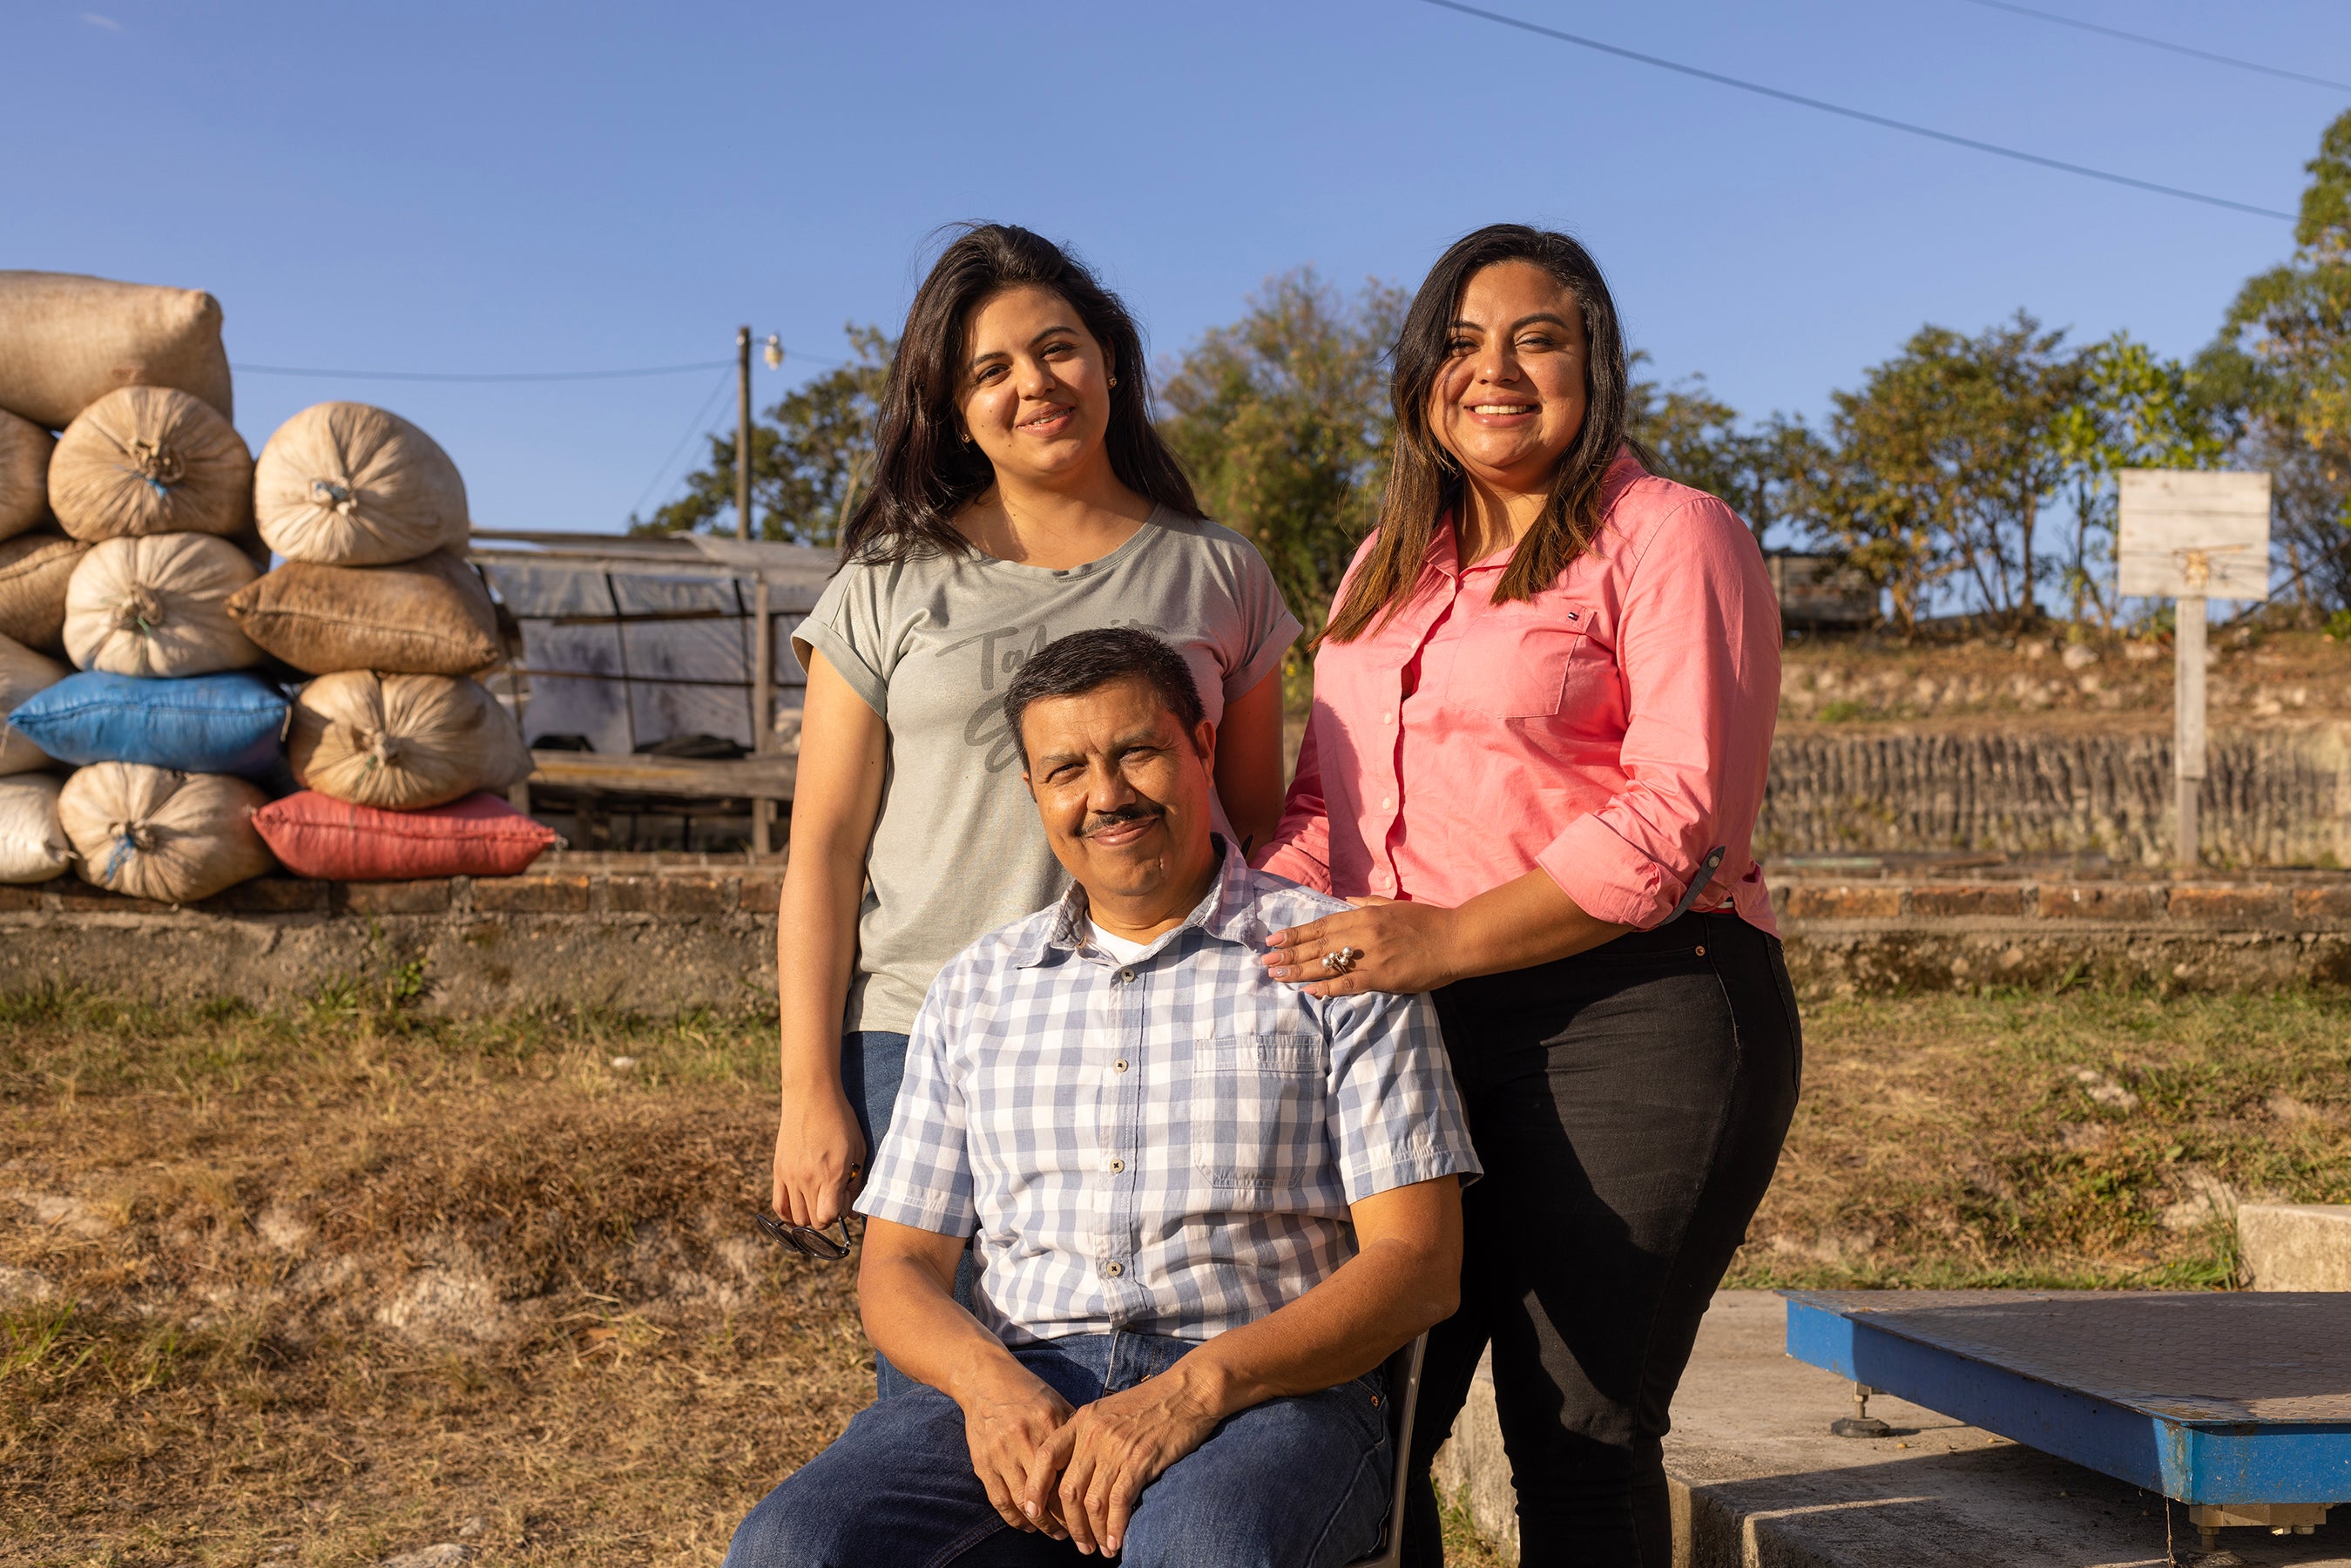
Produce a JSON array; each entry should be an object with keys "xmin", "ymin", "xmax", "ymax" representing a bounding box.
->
[{"xmin": 1087, "ymin": 921, "xmax": 1156, "ymax": 964}]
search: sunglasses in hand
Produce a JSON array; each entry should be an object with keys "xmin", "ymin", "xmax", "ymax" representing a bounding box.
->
[{"xmin": 753, "ymin": 1210, "xmax": 854, "ymax": 1260}]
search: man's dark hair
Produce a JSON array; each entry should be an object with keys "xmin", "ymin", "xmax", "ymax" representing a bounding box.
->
[{"xmin": 1003, "ymin": 628, "xmax": 1206, "ymax": 765}]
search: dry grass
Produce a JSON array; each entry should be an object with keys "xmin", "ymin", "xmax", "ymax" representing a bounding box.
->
[
  {"xmin": 1730, "ymin": 987, "xmax": 2351, "ymax": 1288},
  {"xmin": 0, "ymin": 993, "xmax": 868, "ymax": 1566},
  {"xmin": 5, "ymin": 983, "xmax": 2349, "ymax": 1565}
]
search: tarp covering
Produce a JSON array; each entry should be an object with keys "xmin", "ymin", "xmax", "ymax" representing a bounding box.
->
[{"xmin": 476, "ymin": 550, "xmax": 819, "ymax": 755}]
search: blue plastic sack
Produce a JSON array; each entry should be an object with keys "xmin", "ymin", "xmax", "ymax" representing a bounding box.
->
[{"xmin": 8, "ymin": 671, "xmax": 288, "ymax": 779}]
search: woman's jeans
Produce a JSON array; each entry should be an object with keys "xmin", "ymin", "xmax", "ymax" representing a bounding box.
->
[
  {"xmin": 842, "ymin": 1030, "xmax": 976, "ymax": 1398},
  {"xmin": 1399, "ymin": 910, "xmax": 1802, "ymax": 1568},
  {"xmin": 721, "ymin": 1330, "xmax": 1392, "ymax": 1568}
]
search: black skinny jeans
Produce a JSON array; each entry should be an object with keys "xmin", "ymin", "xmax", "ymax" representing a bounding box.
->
[{"xmin": 1400, "ymin": 909, "xmax": 1802, "ymax": 1568}]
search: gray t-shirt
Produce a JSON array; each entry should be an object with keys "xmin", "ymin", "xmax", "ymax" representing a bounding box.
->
[{"xmin": 795, "ymin": 508, "xmax": 1301, "ymax": 1034}]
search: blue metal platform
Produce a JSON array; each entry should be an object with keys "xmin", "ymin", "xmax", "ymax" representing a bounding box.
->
[{"xmin": 1782, "ymin": 1290, "xmax": 2351, "ymax": 1508}]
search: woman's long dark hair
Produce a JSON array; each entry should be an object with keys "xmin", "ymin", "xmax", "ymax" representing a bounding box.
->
[
  {"xmin": 1323, "ymin": 224, "xmax": 1638, "ymax": 644},
  {"xmin": 841, "ymin": 223, "xmax": 1200, "ymax": 563}
]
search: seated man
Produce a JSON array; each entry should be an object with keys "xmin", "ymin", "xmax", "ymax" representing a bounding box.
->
[{"xmin": 726, "ymin": 627, "xmax": 1478, "ymax": 1568}]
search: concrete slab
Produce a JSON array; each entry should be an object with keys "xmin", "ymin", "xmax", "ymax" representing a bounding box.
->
[
  {"xmin": 1433, "ymin": 1291, "xmax": 2351, "ymax": 1567},
  {"xmin": 2240, "ymin": 1206, "xmax": 2351, "ymax": 1292}
]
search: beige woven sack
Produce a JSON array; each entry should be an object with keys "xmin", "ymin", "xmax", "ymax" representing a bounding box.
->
[
  {"xmin": 49, "ymin": 387, "xmax": 253, "ymax": 544},
  {"xmin": 0, "ymin": 774, "xmax": 71, "ymax": 883},
  {"xmin": 0, "ymin": 272, "xmax": 233, "ymax": 429},
  {"xmin": 0, "ymin": 410, "xmax": 51, "ymax": 541},
  {"xmin": 0, "ymin": 632, "xmax": 68, "ymax": 776},
  {"xmin": 226, "ymin": 550, "xmax": 502, "ymax": 676},
  {"xmin": 255, "ymin": 403, "xmax": 469, "ymax": 565},
  {"xmin": 290, "ymin": 672, "xmax": 530, "ymax": 810},
  {"xmin": 58, "ymin": 762, "xmax": 272, "ymax": 903},
  {"xmin": 0, "ymin": 532, "xmax": 89, "ymax": 655},
  {"xmin": 64, "ymin": 533, "xmax": 262, "ymax": 677}
]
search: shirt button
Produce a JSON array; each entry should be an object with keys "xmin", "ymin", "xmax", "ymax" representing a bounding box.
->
[
  {"xmin": 1375, "ymin": 872, "xmax": 1393, "ymax": 889},
  {"xmin": 1113, "ymin": 1059, "xmax": 1129, "ymax": 1073},
  {"xmin": 1105, "ymin": 1261, "xmax": 1125, "ymax": 1278},
  {"xmin": 1380, "ymin": 796, "xmax": 1395, "ymax": 811},
  {"xmin": 1382, "ymin": 711, "xmax": 1395, "ymax": 725},
  {"xmin": 1109, "ymin": 1158, "xmax": 1125, "ymax": 1173},
  {"xmin": 1119, "ymin": 968, "xmax": 1135, "ymax": 983}
]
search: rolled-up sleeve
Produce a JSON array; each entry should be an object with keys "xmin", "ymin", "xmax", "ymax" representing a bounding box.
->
[
  {"xmin": 1256, "ymin": 717, "xmax": 1334, "ymax": 891},
  {"xmin": 1534, "ymin": 496, "xmax": 1780, "ymax": 929},
  {"xmin": 855, "ymin": 969, "xmax": 976, "ymax": 1236}
]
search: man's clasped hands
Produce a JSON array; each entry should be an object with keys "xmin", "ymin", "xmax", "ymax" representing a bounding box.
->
[{"xmin": 961, "ymin": 1351, "xmax": 1224, "ymax": 1558}]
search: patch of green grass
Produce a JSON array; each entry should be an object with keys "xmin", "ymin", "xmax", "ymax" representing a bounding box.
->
[{"xmin": 1729, "ymin": 987, "xmax": 2351, "ymax": 1288}]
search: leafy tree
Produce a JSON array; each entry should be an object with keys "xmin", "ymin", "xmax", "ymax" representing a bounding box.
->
[
  {"xmin": 1627, "ymin": 362, "xmax": 1823, "ymax": 545},
  {"xmin": 636, "ymin": 325, "xmax": 894, "ymax": 544},
  {"xmin": 1797, "ymin": 314, "xmax": 2081, "ymax": 632},
  {"xmin": 1159, "ymin": 270, "xmax": 1407, "ymax": 645},
  {"xmin": 2206, "ymin": 108, "xmax": 2351, "ymax": 611}
]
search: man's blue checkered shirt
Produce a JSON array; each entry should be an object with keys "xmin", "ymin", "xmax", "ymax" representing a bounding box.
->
[{"xmin": 856, "ymin": 843, "xmax": 1480, "ymax": 1347}]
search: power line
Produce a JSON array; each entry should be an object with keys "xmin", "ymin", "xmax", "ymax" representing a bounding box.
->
[
  {"xmin": 629, "ymin": 368, "xmax": 739, "ymax": 523},
  {"xmin": 233, "ymin": 358, "xmax": 734, "ymax": 382},
  {"xmin": 1411, "ymin": 0, "xmax": 2294, "ymax": 221},
  {"xmin": 232, "ymin": 347, "xmax": 849, "ymax": 383},
  {"xmin": 1955, "ymin": 0, "xmax": 2351, "ymax": 95}
]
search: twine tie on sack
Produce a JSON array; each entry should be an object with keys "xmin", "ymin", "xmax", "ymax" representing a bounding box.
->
[
  {"xmin": 101, "ymin": 820, "xmax": 159, "ymax": 885},
  {"xmin": 310, "ymin": 478, "xmax": 358, "ymax": 515},
  {"xmin": 111, "ymin": 585, "xmax": 167, "ymax": 638},
  {"xmin": 359, "ymin": 729, "xmax": 407, "ymax": 774},
  {"xmin": 128, "ymin": 437, "xmax": 183, "ymax": 498}
]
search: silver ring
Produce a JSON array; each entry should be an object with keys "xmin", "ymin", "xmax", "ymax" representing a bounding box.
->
[{"xmin": 1321, "ymin": 946, "xmax": 1362, "ymax": 975}]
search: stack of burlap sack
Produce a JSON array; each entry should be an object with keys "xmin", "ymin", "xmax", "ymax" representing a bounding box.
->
[{"xmin": 0, "ymin": 271, "xmax": 552, "ymax": 901}]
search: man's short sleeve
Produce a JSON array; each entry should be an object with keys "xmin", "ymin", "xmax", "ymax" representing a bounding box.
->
[
  {"xmin": 855, "ymin": 969, "xmax": 977, "ymax": 1236},
  {"xmin": 1323, "ymin": 989, "xmax": 1481, "ymax": 1205},
  {"xmin": 792, "ymin": 564, "xmax": 893, "ymax": 719}
]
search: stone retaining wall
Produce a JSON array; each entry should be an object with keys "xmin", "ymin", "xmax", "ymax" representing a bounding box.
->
[
  {"xmin": 0, "ymin": 858, "xmax": 787, "ymax": 1016},
  {"xmin": 1760, "ymin": 724, "xmax": 2351, "ymax": 867},
  {"xmin": 1775, "ymin": 872, "xmax": 2351, "ymax": 996},
  {"xmin": 5, "ymin": 859, "xmax": 2351, "ymax": 1012}
]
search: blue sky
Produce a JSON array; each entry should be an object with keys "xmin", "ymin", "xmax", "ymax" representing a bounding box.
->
[{"xmin": 10, "ymin": 1, "xmax": 2348, "ymax": 542}]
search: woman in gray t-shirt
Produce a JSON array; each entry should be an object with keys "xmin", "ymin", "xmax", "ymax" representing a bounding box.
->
[{"xmin": 770, "ymin": 225, "xmax": 1300, "ymax": 1287}]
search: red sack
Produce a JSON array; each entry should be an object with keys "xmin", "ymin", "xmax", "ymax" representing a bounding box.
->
[{"xmin": 251, "ymin": 790, "xmax": 556, "ymax": 882}]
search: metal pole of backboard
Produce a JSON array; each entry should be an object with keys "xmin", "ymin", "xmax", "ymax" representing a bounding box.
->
[{"xmin": 2115, "ymin": 470, "xmax": 2272, "ymax": 873}]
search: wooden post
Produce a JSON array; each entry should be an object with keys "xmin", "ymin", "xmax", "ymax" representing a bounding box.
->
[
  {"xmin": 2175, "ymin": 592, "xmax": 2206, "ymax": 870},
  {"xmin": 734, "ymin": 326, "xmax": 753, "ymax": 542},
  {"xmin": 751, "ymin": 575, "xmax": 774, "ymax": 857}
]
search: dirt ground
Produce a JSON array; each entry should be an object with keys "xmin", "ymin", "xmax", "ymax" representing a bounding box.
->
[
  {"xmin": 1777, "ymin": 621, "xmax": 2351, "ymax": 735},
  {"xmin": 4, "ymin": 984, "xmax": 2348, "ymax": 1565}
]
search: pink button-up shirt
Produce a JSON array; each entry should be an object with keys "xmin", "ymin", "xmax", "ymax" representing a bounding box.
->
[{"xmin": 1260, "ymin": 453, "xmax": 1781, "ymax": 936}]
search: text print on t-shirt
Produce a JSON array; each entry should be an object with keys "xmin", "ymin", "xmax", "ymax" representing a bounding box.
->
[{"xmin": 945, "ymin": 618, "xmax": 1154, "ymax": 774}]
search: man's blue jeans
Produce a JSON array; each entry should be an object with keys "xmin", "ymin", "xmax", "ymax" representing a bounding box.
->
[{"xmin": 722, "ymin": 1330, "xmax": 1393, "ymax": 1568}]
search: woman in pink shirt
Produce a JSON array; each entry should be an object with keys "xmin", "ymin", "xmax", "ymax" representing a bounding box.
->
[{"xmin": 1257, "ymin": 225, "xmax": 1800, "ymax": 1568}]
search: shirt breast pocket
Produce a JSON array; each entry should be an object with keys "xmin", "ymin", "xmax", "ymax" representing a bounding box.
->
[
  {"xmin": 1189, "ymin": 1035, "xmax": 1325, "ymax": 1192},
  {"xmin": 1446, "ymin": 606, "xmax": 1592, "ymax": 719}
]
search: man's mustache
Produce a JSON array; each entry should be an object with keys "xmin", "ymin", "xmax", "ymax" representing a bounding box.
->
[{"xmin": 1079, "ymin": 804, "xmax": 1165, "ymax": 839}]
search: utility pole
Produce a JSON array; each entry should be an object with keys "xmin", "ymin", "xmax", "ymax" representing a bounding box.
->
[{"xmin": 734, "ymin": 325, "xmax": 753, "ymax": 541}]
